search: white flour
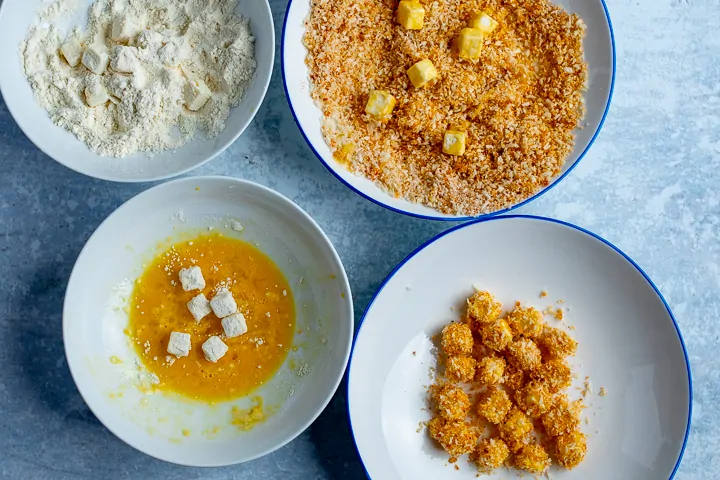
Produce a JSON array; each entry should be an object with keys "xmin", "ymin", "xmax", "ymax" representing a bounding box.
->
[{"xmin": 21, "ymin": 0, "xmax": 256, "ymax": 157}]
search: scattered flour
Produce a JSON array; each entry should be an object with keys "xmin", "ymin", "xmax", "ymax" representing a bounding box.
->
[{"xmin": 21, "ymin": 0, "xmax": 257, "ymax": 157}]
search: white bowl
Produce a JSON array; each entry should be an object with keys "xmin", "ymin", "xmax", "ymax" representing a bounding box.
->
[
  {"xmin": 0, "ymin": 0, "xmax": 274, "ymax": 182},
  {"xmin": 282, "ymin": 1, "xmax": 616, "ymax": 220},
  {"xmin": 63, "ymin": 176, "xmax": 354, "ymax": 466},
  {"xmin": 348, "ymin": 216, "xmax": 691, "ymax": 479}
]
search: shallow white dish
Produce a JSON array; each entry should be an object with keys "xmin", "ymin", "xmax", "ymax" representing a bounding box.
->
[
  {"xmin": 0, "ymin": 0, "xmax": 274, "ymax": 182},
  {"xmin": 348, "ymin": 216, "xmax": 691, "ymax": 479},
  {"xmin": 63, "ymin": 176, "xmax": 354, "ymax": 466},
  {"xmin": 282, "ymin": 1, "xmax": 616, "ymax": 220}
]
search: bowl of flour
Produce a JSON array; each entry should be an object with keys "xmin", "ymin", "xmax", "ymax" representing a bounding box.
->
[{"xmin": 0, "ymin": 0, "xmax": 274, "ymax": 182}]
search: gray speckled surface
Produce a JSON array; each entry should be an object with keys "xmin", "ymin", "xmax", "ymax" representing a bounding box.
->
[{"xmin": 0, "ymin": 0, "xmax": 716, "ymax": 478}]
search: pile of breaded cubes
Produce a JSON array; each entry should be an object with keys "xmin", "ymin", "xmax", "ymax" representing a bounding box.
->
[{"xmin": 427, "ymin": 290, "xmax": 587, "ymax": 474}]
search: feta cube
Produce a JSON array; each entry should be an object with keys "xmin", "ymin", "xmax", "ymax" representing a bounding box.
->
[
  {"xmin": 85, "ymin": 80, "xmax": 109, "ymax": 107},
  {"xmin": 406, "ymin": 59, "xmax": 438, "ymax": 88},
  {"xmin": 111, "ymin": 16, "xmax": 140, "ymax": 43},
  {"xmin": 222, "ymin": 313, "xmax": 248, "ymax": 338},
  {"xmin": 167, "ymin": 331, "xmax": 191, "ymax": 358},
  {"xmin": 365, "ymin": 90, "xmax": 397, "ymax": 120},
  {"xmin": 178, "ymin": 266, "xmax": 205, "ymax": 291},
  {"xmin": 443, "ymin": 130, "xmax": 467, "ymax": 156},
  {"xmin": 60, "ymin": 39, "xmax": 84, "ymax": 67},
  {"xmin": 187, "ymin": 293, "xmax": 211, "ymax": 322},
  {"xmin": 82, "ymin": 45, "xmax": 109, "ymax": 75},
  {"xmin": 158, "ymin": 41, "xmax": 184, "ymax": 67},
  {"xmin": 138, "ymin": 30, "xmax": 164, "ymax": 49},
  {"xmin": 184, "ymin": 79, "xmax": 212, "ymax": 111},
  {"xmin": 210, "ymin": 290, "xmax": 237, "ymax": 318},
  {"xmin": 457, "ymin": 28, "xmax": 484, "ymax": 60},
  {"xmin": 202, "ymin": 336, "xmax": 228, "ymax": 363},
  {"xmin": 110, "ymin": 46, "xmax": 139, "ymax": 74},
  {"xmin": 469, "ymin": 12, "xmax": 499, "ymax": 35},
  {"xmin": 396, "ymin": 1, "xmax": 425, "ymax": 30}
]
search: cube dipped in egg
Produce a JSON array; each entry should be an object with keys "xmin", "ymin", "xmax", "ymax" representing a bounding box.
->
[{"xmin": 396, "ymin": 1, "xmax": 425, "ymax": 30}]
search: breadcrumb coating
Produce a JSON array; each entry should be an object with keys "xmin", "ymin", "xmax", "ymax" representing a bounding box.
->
[
  {"xmin": 541, "ymin": 397, "xmax": 582, "ymax": 437},
  {"xmin": 472, "ymin": 437, "xmax": 510, "ymax": 472},
  {"xmin": 428, "ymin": 417, "xmax": 479, "ymax": 456},
  {"xmin": 515, "ymin": 380, "xmax": 554, "ymax": 418},
  {"xmin": 442, "ymin": 323, "xmax": 474, "ymax": 355},
  {"xmin": 446, "ymin": 355, "xmax": 477, "ymax": 383},
  {"xmin": 555, "ymin": 430, "xmax": 587, "ymax": 469},
  {"xmin": 530, "ymin": 358, "xmax": 572, "ymax": 393},
  {"xmin": 467, "ymin": 291, "xmax": 502, "ymax": 325},
  {"xmin": 433, "ymin": 383, "xmax": 471, "ymax": 420},
  {"xmin": 477, "ymin": 387, "xmax": 512, "ymax": 424},
  {"xmin": 506, "ymin": 337, "xmax": 542, "ymax": 371},
  {"xmin": 539, "ymin": 326, "xmax": 578, "ymax": 358},
  {"xmin": 506, "ymin": 305, "xmax": 544, "ymax": 338},
  {"xmin": 480, "ymin": 319, "xmax": 513, "ymax": 351},
  {"xmin": 515, "ymin": 444, "xmax": 551, "ymax": 474},
  {"xmin": 502, "ymin": 362, "xmax": 526, "ymax": 392},
  {"xmin": 476, "ymin": 355, "xmax": 506, "ymax": 385},
  {"xmin": 499, "ymin": 407, "xmax": 533, "ymax": 452}
]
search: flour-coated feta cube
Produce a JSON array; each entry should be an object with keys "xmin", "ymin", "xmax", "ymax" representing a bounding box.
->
[
  {"xmin": 110, "ymin": 46, "xmax": 139, "ymax": 74},
  {"xmin": 187, "ymin": 293, "xmax": 211, "ymax": 322},
  {"xmin": 202, "ymin": 336, "xmax": 228, "ymax": 363},
  {"xmin": 178, "ymin": 266, "xmax": 205, "ymax": 291},
  {"xmin": 85, "ymin": 80, "xmax": 109, "ymax": 107},
  {"xmin": 137, "ymin": 30, "xmax": 164, "ymax": 49},
  {"xmin": 158, "ymin": 41, "xmax": 185, "ymax": 67},
  {"xmin": 111, "ymin": 16, "xmax": 141, "ymax": 43},
  {"xmin": 82, "ymin": 45, "xmax": 109, "ymax": 75},
  {"xmin": 184, "ymin": 79, "xmax": 212, "ymax": 111},
  {"xmin": 210, "ymin": 289, "xmax": 237, "ymax": 318},
  {"xmin": 167, "ymin": 331, "xmax": 191, "ymax": 358},
  {"xmin": 221, "ymin": 313, "xmax": 248, "ymax": 338},
  {"xmin": 60, "ymin": 38, "xmax": 84, "ymax": 67}
]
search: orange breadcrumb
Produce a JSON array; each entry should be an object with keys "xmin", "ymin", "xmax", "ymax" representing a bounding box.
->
[
  {"xmin": 530, "ymin": 358, "xmax": 572, "ymax": 393},
  {"xmin": 441, "ymin": 323, "xmax": 474, "ymax": 355},
  {"xmin": 477, "ymin": 387, "xmax": 512, "ymax": 424},
  {"xmin": 498, "ymin": 407, "xmax": 533, "ymax": 452},
  {"xmin": 467, "ymin": 291, "xmax": 502, "ymax": 325},
  {"xmin": 506, "ymin": 306, "xmax": 544, "ymax": 338},
  {"xmin": 480, "ymin": 319, "xmax": 513, "ymax": 351},
  {"xmin": 502, "ymin": 363, "xmax": 526, "ymax": 392},
  {"xmin": 428, "ymin": 417, "xmax": 479, "ymax": 456},
  {"xmin": 539, "ymin": 326, "xmax": 578, "ymax": 358},
  {"xmin": 432, "ymin": 383, "xmax": 471, "ymax": 420},
  {"xmin": 506, "ymin": 338, "xmax": 542, "ymax": 371},
  {"xmin": 472, "ymin": 438, "xmax": 510, "ymax": 472},
  {"xmin": 446, "ymin": 355, "xmax": 477, "ymax": 383},
  {"xmin": 515, "ymin": 444, "xmax": 551, "ymax": 474},
  {"xmin": 541, "ymin": 397, "xmax": 582, "ymax": 437},
  {"xmin": 515, "ymin": 380, "xmax": 554, "ymax": 418},
  {"xmin": 476, "ymin": 355, "xmax": 506, "ymax": 385},
  {"xmin": 555, "ymin": 430, "xmax": 587, "ymax": 469}
]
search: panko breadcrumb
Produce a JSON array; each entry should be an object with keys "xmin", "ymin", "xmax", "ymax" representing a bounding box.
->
[
  {"xmin": 514, "ymin": 444, "xmax": 551, "ymax": 474},
  {"xmin": 502, "ymin": 363, "xmax": 526, "ymax": 392},
  {"xmin": 506, "ymin": 337, "xmax": 542, "ymax": 371},
  {"xmin": 555, "ymin": 430, "xmax": 587, "ymax": 469},
  {"xmin": 472, "ymin": 438, "xmax": 510, "ymax": 472},
  {"xmin": 515, "ymin": 380, "xmax": 554, "ymax": 418},
  {"xmin": 476, "ymin": 355, "xmax": 506, "ymax": 385},
  {"xmin": 433, "ymin": 383, "xmax": 471, "ymax": 420},
  {"xmin": 541, "ymin": 397, "xmax": 582, "ymax": 437},
  {"xmin": 467, "ymin": 291, "xmax": 502, "ymax": 325},
  {"xmin": 498, "ymin": 407, "xmax": 533, "ymax": 452},
  {"xmin": 446, "ymin": 355, "xmax": 477, "ymax": 383},
  {"xmin": 441, "ymin": 323, "xmax": 474, "ymax": 355},
  {"xmin": 428, "ymin": 417, "xmax": 479, "ymax": 456},
  {"xmin": 304, "ymin": 0, "xmax": 588, "ymax": 215},
  {"xmin": 477, "ymin": 387, "xmax": 512, "ymax": 424},
  {"xmin": 530, "ymin": 358, "xmax": 572, "ymax": 393},
  {"xmin": 539, "ymin": 326, "xmax": 578, "ymax": 358},
  {"xmin": 480, "ymin": 319, "xmax": 513, "ymax": 351},
  {"xmin": 506, "ymin": 306, "xmax": 544, "ymax": 338}
]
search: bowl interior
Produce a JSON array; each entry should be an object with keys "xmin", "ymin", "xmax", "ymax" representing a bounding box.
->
[
  {"xmin": 348, "ymin": 216, "xmax": 690, "ymax": 479},
  {"xmin": 0, "ymin": 0, "xmax": 274, "ymax": 182},
  {"xmin": 283, "ymin": 0, "xmax": 615, "ymax": 219},
  {"xmin": 63, "ymin": 177, "xmax": 353, "ymax": 466}
]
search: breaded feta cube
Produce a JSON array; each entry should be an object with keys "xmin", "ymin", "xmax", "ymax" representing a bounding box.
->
[
  {"xmin": 502, "ymin": 363, "xmax": 526, "ymax": 392},
  {"xmin": 82, "ymin": 44, "xmax": 109, "ymax": 75},
  {"xmin": 515, "ymin": 380, "xmax": 554, "ymax": 418},
  {"xmin": 210, "ymin": 289, "xmax": 238, "ymax": 318},
  {"xmin": 441, "ymin": 322, "xmax": 473, "ymax": 355},
  {"xmin": 480, "ymin": 319, "xmax": 512, "ymax": 352},
  {"xmin": 222, "ymin": 312, "xmax": 248, "ymax": 338},
  {"xmin": 396, "ymin": 1, "xmax": 425, "ymax": 30},
  {"xmin": 498, "ymin": 407, "xmax": 533, "ymax": 452},
  {"xmin": 469, "ymin": 12, "xmax": 499, "ymax": 35},
  {"xmin": 365, "ymin": 90, "xmax": 397, "ymax": 121},
  {"xmin": 85, "ymin": 80, "xmax": 109, "ymax": 107},
  {"xmin": 184, "ymin": 79, "xmax": 212, "ymax": 111},
  {"xmin": 457, "ymin": 28, "xmax": 484, "ymax": 60},
  {"xmin": 541, "ymin": 397, "xmax": 582, "ymax": 437},
  {"xmin": 178, "ymin": 266, "xmax": 206, "ymax": 291},
  {"xmin": 111, "ymin": 16, "xmax": 141, "ymax": 43},
  {"xmin": 472, "ymin": 437, "xmax": 509, "ymax": 472},
  {"xmin": 406, "ymin": 59, "xmax": 437, "ymax": 88},
  {"xmin": 202, "ymin": 335, "xmax": 228, "ymax": 363},
  {"xmin": 466, "ymin": 290, "xmax": 502, "ymax": 325},
  {"xmin": 476, "ymin": 355, "xmax": 505, "ymax": 385},
  {"xmin": 555, "ymin": 430, "xmax": 587, "ymax": 469},
  {"xmin": 167, "ymin": 331, "xmax": 191, "ymax": 358},
  {"xmin": 514, "ymin": 444, "xmax": 550, "ymax": 474},
  {"xmin": 427, "ymin": 417, "xmax": 478, "ymax": 456},
  {"xmin": 539, "ymin": 326, "xmax": 578, "ymax": 358},
  {"xmin": 187, "ymin": 293, "xmax": 211, "ymax": 322},
  {"xmin": 506, "ymin": 337, "xmax": 542, "ymax": 371},
  {"xmin": 60, "ymin": 38, "xmax": 84, "ymax": 67},
  {"xmin": 530, "ymin": 358, "xmax": 572, "ymax": 393},
  {"xmin": 110, "ymin": 46, "xmax": 139, "ymax": 74},
  {"xmin": 432, "ymin": 383, "xmax": 471, "ymax": 420},
  {"xmin": 443, "ymin": 130, "xmax": 467, "ymax": 156},
  {"xmin": 506, "ymin": 305, "xmax": 544, "ymax": 338},
  {"xmin": 477, "ymin": 387, "xmax": 512, "ymax": 424},
  {"xmin": 445, "ymin": 355, "xmax": 476, "ymax": 382}
]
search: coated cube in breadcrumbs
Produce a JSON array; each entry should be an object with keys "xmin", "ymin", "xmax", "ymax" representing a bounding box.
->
[
  {"xmin": 167, "ymin": 331, "xmax": 191, "ymax": 358},
  {"xmin": 178, "ymin": 266, "xmax": 206, "ymax": 291},
  {"xmin": 502, "ymin": 363, "xmax": 526, "ymax": 392},
  {"xmin": 457, "ymin": 27, "xmax": 484, "ymax": 60},
  {"xmin": 539, "ymin": 327, "xmax": 578, "ymax": 358},
  {"xmin": 187, "ymin": 293, "xmax": 211, "ymax": 322},
  {"xmin": 443, "ymin": 130, "xmax": 467, "ymax": 156},
  {"xmin": 476, "ymin": 355, "xmax": 505, "ymax": 385},
  {"xmin": 506, "ymin": 306, "xmax": 544, "ymax": 338},
  {"xmin": 466, "ymin": 290, "xmax": 502, "ymax": 325},
  {"xmin": 202, "ymin": 335, "xmax": 228, "ymax": 363},
  {"xmin": 530, "ymin": 358, "xmax": 572, "ymax": 393},
  {"xmin": 555, "ymin": 430, "xmax": 587, "ymax": 469},
  {"xmin": 477, "ymin": 387, "xmax": 512, "ymax": 424},
  {"xmin": 498, "ymin": 408, "xmax": 533, "ymax": 452},
  {"xmin": 441, "ymin": 322, "xmax": 473, "ymax": 355},
  {"xmin": 432, "ymin": 383, "xmax": 471, "ymax": 420},
  {"xmin": 515, "ymin": 380, "xmax": 553, "ymax": 418},
  {"xmin": 222, "ymin": 312, "xmax": 248, "ymax": 338},
  {"xmin": 210, "ymin": 290, "xmax": 237, "ymax": 318},
  {"xmin": 365, "ymin": 90, "xmax": 397, "ymax": 120},
  {"xmin": 480, "ymin": 319, "xmax": 512, "ymax": 352},
  {"xmin": 427, "ymin": 417, "xmax": 478, "ymax": 456},
  {"xmin": 406, "ymin": 59, "xmax": 437, "ymax": 88},
  {"xmin": 396, "ymin": 1, "xmax": 424, "ymax": 30},
  {"xmin": 506, "ymin": 338, "xmax": 542, "ymax": 371},
  {"xmin": 468, "ymin": 12, "xmax": 499, "ymax": 36},
  {"xmin": 471, "ymin": 437, "xmax": 509, "ymax": 472},
  {"xmin": 446, "ymin": 355, "xmax": 476, "ymax": 382},
  {"xmin": 514, "ymin": 444, "xmax": 550, "ymax": 474},
  {"xmin": 541, "ymin": 397, "xmax": 582, "ymax": 437}
]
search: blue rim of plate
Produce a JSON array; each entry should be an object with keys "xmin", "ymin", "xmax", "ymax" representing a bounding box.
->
[
  {"xmin": 281, "ymin": 1, "xmax": 617, "ymax": 221},
  {"xmin": 345, "ymin": 214, "xmax": 692, "ymax": 480}
]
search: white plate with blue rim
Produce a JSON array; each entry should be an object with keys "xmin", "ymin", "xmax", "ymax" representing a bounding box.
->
[
  {"xmin": 282, "ymin": 1, "xmax": 616, "ymax": 220},
  {"xmin": 347, "ymin": 215, "xmax": 691, "ymax": 479}
]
